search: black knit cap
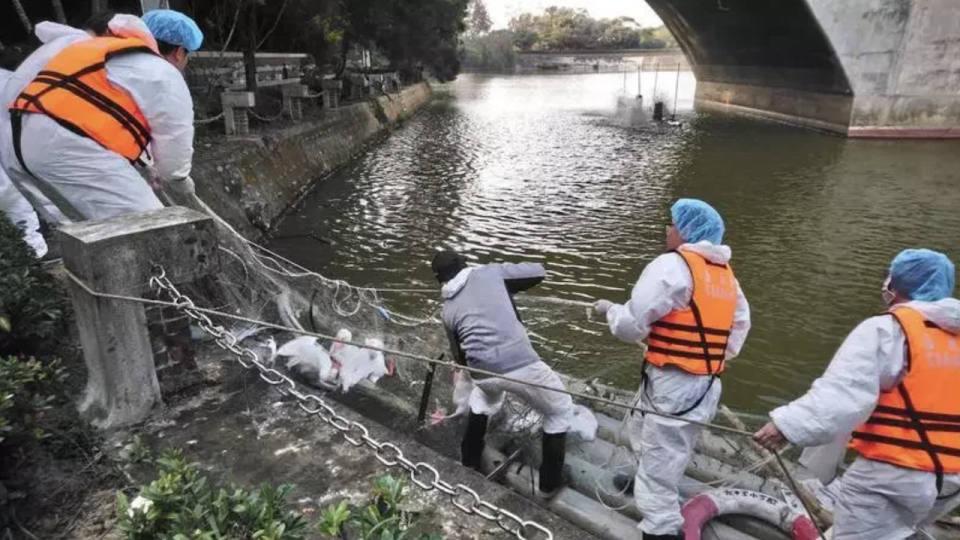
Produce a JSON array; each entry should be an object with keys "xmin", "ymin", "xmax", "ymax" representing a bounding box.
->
[{"xmin": 431, "ymin": 250, "xmax": 467, "ymax": 283}]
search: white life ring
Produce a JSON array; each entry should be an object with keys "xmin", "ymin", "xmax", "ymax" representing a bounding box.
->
[{"xmin": 681, "ymin": 488, "xmax": 820, "ymax": 540}]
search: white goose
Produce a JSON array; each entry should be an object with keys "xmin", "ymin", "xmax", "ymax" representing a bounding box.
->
[{"xmin": 276, "ymin": 336, "xmax": 336, "ymax": 384}]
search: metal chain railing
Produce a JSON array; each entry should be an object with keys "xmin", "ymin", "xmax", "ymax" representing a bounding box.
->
[
  {"xmin": 148, "ymin": 266, "xmax": 554, "ymax": 540},
  {"xmin": 194, "ymin": 112, "xmax": 226, "ymax": 126}
]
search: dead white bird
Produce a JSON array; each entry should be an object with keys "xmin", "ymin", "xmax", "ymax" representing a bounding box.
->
[
  {"xmin": 568, "ymin": 404, "xmax": 598, "ymax": 441},
  {"xmin": 276, "ymin": 336, "xmax": 335, "ymax": 384},
  {"xmin": 328, "ymin": 328, "xmax": 352, "ymax": 367},
  {"xmin": 429, "ymin": 370, "xmax": 475, "ymax": 425},
  {"xmin": 335, "ymin": 334, "xmax": 371, "ymax": 393},
  {"xmin": 361, "ymin": 338, "xmax": 389, "ymax": 384}
]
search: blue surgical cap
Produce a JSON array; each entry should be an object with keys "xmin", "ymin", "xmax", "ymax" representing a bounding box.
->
[
  {"xmin": 142, "ymin": 10, "xmax": 203, "ymax": 52},
  {"xmin": 671, "ymin": 198, "xmax": 725, "ymax": 245},
  {"xmin": 889, "ymin": 249, "xmax": 956, "ymax": 302}
]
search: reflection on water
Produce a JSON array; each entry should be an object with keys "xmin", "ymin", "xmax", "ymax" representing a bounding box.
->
[{"xmin": 272, "ymin": 72, "xmax": 960, "ymax": 413}]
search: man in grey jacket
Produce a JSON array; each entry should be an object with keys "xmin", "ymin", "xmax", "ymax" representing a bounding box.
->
[{"xmin": 432, "ymin": 250, "xmax": 573, "ymax": 496}]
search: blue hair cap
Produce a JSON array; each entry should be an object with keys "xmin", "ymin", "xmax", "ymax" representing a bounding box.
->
[
  {"xmin": 890, "ymin": 248, "xmax": 956, "ymax": 302},
  {"xmin": 671, "ymin": 198, "xmax": 725, "ymax": 244},
  {"xmin": 142, "ymin": 9, "xmax": 203, "ymax": 52}
]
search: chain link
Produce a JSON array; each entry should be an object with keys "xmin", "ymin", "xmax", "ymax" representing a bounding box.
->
[
  {"xmin": 194, "ymin": 112, "xmax": 226, "ymax": 125},
  {"xmin": 150, "ymin": 267, "xmax": 553, "ymax": 540}
]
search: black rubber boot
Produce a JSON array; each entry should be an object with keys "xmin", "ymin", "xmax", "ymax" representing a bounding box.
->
[
  {"xmin": 613, "ymin": 473, "xmax": 635, "ymax": 495},
  {"xmin": 641, "ymin": 534, "xmax": 683, "ymax": 540},
  {"xmin": 460, "ymin": 413, "xmax": 488, "ymax": 471},
  {"xmin": 538, "ymin": 432, "xmax": 567, "ymax": 496}
]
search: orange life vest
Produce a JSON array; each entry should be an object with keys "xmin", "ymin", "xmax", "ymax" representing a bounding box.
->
[
  {"xmin": 850, "ymin": 306, "xmax": 960, "ymax": 487},
  {"xmin": 645, "ymin": 248, "xmax": 738, "ymax": 376},
  {"xmin": 9, "ymin": 36, "xmax": 155, "ymax": 162}
]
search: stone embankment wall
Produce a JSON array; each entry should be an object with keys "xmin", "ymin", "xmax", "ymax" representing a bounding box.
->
[{"xmin": 191, "ymin": 83, "xmax": 432, "ymax": 238}]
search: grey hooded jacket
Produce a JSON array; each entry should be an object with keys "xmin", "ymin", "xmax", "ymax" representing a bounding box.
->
[{"xmin": 440, "ymin": 263, "xmax": 546, "ymax": 375}]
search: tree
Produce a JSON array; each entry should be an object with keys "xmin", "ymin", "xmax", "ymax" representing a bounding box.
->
[
  {"xmin": 91, "ymin": 0, "xmax": 109, "ymax": 15},
  {"xmin": 469, "ymin": 0, "xmax": 492, "ymax": 35},
  {"xmin": 461, "ymin": 29, "xmax": 514, "ymax": 69},
  {"xmin": 342, "ymin": 0, "xmax": 470, "ymax": 82},
  {"xmin": 505, "ymin": 8, "xmax": 677, "ymax": 52},
  {"xmin": 51, "ymin": 0, "xmax": 66, "ymax": 23},
  {"xmin": 10, "ymin": 0, "xmax": 32, "ymax": 34}
]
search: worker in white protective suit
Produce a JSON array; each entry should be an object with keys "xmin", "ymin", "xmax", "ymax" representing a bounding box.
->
[
  {"xmin": 594, "ymin": 198, "xmax": 751, "ymax": 540},
  {"xmin": 1, "ymin": 9, "xmax": 201, "ymax": 223},
  {"xmin": 0, "ymin": 13, "xmax": 125, "ymax": 255},
  {"xmin": 755, "ymin": 248, "xmax": 960, "ymax": 540},
  {"xmin": 0, "ymin": 67, "xmax": 47, "ymax": 258},
  {"xmin": 432, "ymin": 250, "xmax": 574, "ymax": 497}
]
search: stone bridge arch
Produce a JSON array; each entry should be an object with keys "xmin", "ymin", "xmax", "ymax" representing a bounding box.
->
[{"xmin": 648, "ymin": 0, "xmax": 960, "ymax": 137}]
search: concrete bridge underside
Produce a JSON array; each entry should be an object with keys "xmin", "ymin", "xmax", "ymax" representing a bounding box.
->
[{"xmin": 647, "ymin": 0, "xmax": 960, "ymax": 137}]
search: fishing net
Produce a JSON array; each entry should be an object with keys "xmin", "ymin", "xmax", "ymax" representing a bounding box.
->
[
  {"xmin": 171, "ymin": 191, "xmax": 621, "ymax": 427},
  {"xmin": 157, "ymin": 192, "xmax": 837, "ymax": 536}
]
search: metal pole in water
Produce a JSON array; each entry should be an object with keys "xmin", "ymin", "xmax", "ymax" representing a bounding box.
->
[
  {"xmin": 623, "ymin": 64, "xmax": 627, "ymax": 92},
  {"xmin": 638, "ymin": 61, "xmax": 643, "ymax": 98},
  {"xmin": 652, "ymin": 60, "xmax": 660, "ymax": 99},
  {"xmin": 673, "ymin": 61, "xmax": 681, "ymax": 119}
]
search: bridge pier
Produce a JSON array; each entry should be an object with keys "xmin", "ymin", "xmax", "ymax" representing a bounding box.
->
[
  {"xmin": 694, "ymin": 82, "xmax": 853, "ymax": 135},
  {"xmin": 651, "ymin": 0, "xmax": 960, "ymax": 138}
]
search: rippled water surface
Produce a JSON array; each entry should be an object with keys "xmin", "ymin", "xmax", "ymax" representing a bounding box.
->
[{"xmin": 272, "ymin": 72, "xmax": 960, "ymax": 413}]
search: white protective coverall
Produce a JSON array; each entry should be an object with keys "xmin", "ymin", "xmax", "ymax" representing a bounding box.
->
[
  {"xmin": 604, "ymin": 241, "xmax": 751, "ymax": 535},
  {"xmin": 770, "ymin": 298, "xmax": 960, "ymax": 540},
  {"xmin": 0, "ymin": 18, "xmax": 194, "ymax": 223},
  {"xmin": 0, "ymin": 68, "xmax": 47, "ymax": 257}
]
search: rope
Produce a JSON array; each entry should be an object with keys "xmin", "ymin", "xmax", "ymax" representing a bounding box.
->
[
  {"xmin": 247, "ymin": 239, "xmax": 437, "ymax": 294},
  {"xmin": 64, "ymin": 267, "xmax": 755, "ymax": 439}
]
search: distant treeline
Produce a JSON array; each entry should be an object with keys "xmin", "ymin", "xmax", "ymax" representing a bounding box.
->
[
  {"xmin": 460, "ymin": 3, "xmax": 677, "ymax": 70},
  {"xmin": 1, "ymin": 0, "xmax": 471, "ymax": 82}
]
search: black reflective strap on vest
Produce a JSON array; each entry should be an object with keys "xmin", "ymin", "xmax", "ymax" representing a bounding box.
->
[
  {"xmin": 31, "ymin": 71, "xmax": 150, "ymax": 149},
  {"xmin": 853, "ymin": 384, "xmax": 955, "ymax": 494},
  {"xmin": 8, "ymin": 110, "xmax": 86, "ymax": 222},
  {"xmin": 15, "ymin": 45, "xmax": 153, "ymax": 156},
  {"xmin": 872, "ymin": 405, "xmax": 960, "ymax": 424},
  {"xmin": 651, "ymin": 320, "xmax": 731, "ymax": 337},
  {"xmin": 642, "ymin": 297, "xmax": 720, "ymax": 417},
  {"xmin": 646, "ymin": 332, "xmax": 727, "ymax": 351},
  {"xmin": 864, "ymin": 416, "xmax": 960, "ymax": 433}
]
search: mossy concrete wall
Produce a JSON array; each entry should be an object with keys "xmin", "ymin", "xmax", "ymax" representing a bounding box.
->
[{"xmin": 191, "ymin": 83, "xmax": 432, "ymax": 237}]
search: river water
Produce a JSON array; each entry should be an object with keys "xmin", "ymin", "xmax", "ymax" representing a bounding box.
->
[{"xmin": 272, "ymin": 72, "xmax": 960, "ymax": 414}]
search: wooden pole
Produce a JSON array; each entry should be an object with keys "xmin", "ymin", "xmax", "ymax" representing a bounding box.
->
[{"xmin": 718, "ymin": 405, "xmax": 834, "ymax": 529}]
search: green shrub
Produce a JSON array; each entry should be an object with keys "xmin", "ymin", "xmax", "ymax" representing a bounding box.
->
[
  {"xmin": 115, "ymin": 450, "xmax": 309, "ymax": 540},
  {"xmin": 0, "ymin": 212, "xmax": 69, "ymax": 357},
  {"xmin": 0, "ymin": 356, "xmax": 67, "ymax": 447},
  {"xmin": 318, "ymin": 474, "xmax": 441, "ymax": 540}
]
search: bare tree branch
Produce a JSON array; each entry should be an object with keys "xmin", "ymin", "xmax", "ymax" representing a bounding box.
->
[
  {"xmin": 256, "ymin": 0, "xmax": 290, "ymax": 50},
  {"xmin": 51, "ymin": 0, "xmax": 67, "ymax": 23},
  {"xmin": 11, "ymin": 0, "xmax": 33, "ymax": 34}
]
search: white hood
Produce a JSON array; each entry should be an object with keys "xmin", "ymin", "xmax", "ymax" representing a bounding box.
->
[
  {"xmin": 34, "ymin": 21, "xmax": 87, "ymax": 44},
  {"xmin": 903, "ymin": 298, "xmax": 960, "ymax": 335},
  {"xmin": 441, "ymin": 268, "xmax": 473, "ymax": 299},
  {"xmin": 681, "ymin": 241, "xmax": 732, "ymax": 265}
]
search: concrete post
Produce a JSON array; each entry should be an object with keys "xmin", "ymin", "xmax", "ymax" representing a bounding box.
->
[
  {"xmin": 322, "ymin": 80, "xmax": 342, "ymax": 109},
  {"xmin": 59, "ymin": 207, "xmax": 219, "ymax": 429},
  {"xmin": 221, "ymin": 91, "xmax": 256, "ymax": 136},
  {"xmin": 282, "ymin": 84, "xmax": 309, "ymax": 121}
]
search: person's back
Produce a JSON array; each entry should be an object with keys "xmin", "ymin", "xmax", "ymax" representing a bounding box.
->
[
  {"xmin": 440, "ymin": 263, "xmax": 543, "ymax": 375},
  {"xmin": 755, "ymin": 249, "xmax": 960, "ymax": 540},
  {"xmin": 433, "ymin": 250, "xmax": 573, "ymax": 496},
  {"xmin": 2, "ymin": 10, "xmax": 201, "ymax": 223}
]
